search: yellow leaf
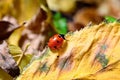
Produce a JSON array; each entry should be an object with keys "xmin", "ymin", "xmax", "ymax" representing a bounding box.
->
[
  {"xmin": 17, "ymin": 22, "xmax": 120, "ymax": 80},
  {"xmin": 18, "ymin": 0, "xmax": 40, "ymax": 23},
  {"xmin": 0, "ymin": 68, "xmax": 13, "ymax": 80},
  {"xmin": 8, "ymin": 25, "xmax": 24, "ymax": 46}
]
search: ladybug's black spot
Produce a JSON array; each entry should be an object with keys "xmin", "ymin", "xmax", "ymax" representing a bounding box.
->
[
  {"xmin": 56, "ymin": 40, "xmax": 59, "ymax": 43},
  {"xmin": 54, "ymin": 46, "xmax": 57, "ymax": 49}
]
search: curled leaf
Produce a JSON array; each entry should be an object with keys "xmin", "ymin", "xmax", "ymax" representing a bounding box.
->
[{"xmin": 0, "ymin": 21, "xmax": 19, "ymax": 40}]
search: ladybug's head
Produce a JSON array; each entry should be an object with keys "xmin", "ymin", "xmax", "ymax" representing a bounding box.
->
[{"xmin": 59, "ymin": 34, "xmax": 65, "ymax": 39}]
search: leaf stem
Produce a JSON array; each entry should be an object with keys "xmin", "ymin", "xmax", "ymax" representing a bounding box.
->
[
  {"xmin": 13, "ymin": 54, "xmax": 21, "ymax": 58},
  {"xmin": 17, "ymin": 52, "xmax": 24, "ymax": 66},
  {"xmin": 17, "ymin": 44, "xmax": 30, "ymax": 66}
]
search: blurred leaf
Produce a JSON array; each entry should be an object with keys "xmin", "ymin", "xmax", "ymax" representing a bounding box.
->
[
  {"xmin": 53, "ymin": 12, "xmax": 61, "ymax": 20},
  {"xmin": 8, "ymin": 25, "xmax": 25, "ymax": 46},
  {"xmin": 105, "ymin": 16, "xmax": 117, "ymax": 23},
  {"xmin": 26, "ymin": 8, "xmax": 47, "ymax": 31},
  {"xmin": 0, "ymin": 0, "xmax": 14, "ymax": 19},
  {"xmin": 0, "ymin": 68, "xmax": 13, "ymax": 80},
  {"xmin": 0, "ymin": 41, "xmax": 20, "ymax": 77},
  {"xmin": 53, "ymin": 12, "xmax": 67, "ymax": 34},
  {"xmin": 0, "ymin": 21, "xmax": 19, "ymax": 40},
  {"xmin": 17, "ymin": 0, "xmax": 41, "ymax": 23},
  {"xmin": 46, "ymin": 0, "xmax": 76, "ymax": 13},
  {"xmin": 0, "ymin": 0, "xmax": 41, "ymax": 23}
]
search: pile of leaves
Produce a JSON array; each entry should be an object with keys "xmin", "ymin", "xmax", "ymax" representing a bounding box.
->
[{"xmin": 0, "ymin": 0, "xmax": 69, "ymax": 79}]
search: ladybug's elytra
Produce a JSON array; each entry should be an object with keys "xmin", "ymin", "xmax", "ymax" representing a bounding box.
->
[{"xmin": 48, "ymin": 34, "xmax": 65, "ymax": 50}]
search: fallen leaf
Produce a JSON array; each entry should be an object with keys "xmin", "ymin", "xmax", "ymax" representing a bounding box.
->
[{"xmin": 17, "ymin": 22, "xmax": 120, "ymax": 80}]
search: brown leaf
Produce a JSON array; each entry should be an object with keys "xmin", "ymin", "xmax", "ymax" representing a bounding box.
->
[
  {"xmin": 67, "ymin": 22, "xmax": 84, "ymax": 31},
  {"xmin": 74, "ymin": 8, "xmax": 103, "ymax": 26},
  {"xmin": 26, "ymin": 8, "xmax": 47, "ymax": 33},
  {"xmin": 0, "ymin": 41, "xmax": 20, "ymax": 77},
  {"xmin": 19, "ymin": 8, "xmax": 55, "ymax": 52},
  {"xmin": 0, "ymin": 21, "xmax": 19, "ymax": 40}
]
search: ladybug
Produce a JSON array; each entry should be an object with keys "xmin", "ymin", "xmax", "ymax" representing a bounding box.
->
[{"xmin": 48, "ymin": 34, "xmax": 65, "ymax": 50}]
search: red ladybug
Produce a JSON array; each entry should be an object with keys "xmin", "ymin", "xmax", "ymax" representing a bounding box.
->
[{"xmin": 48, "ymin": 34, "xmax": 65, "ymax": 50}]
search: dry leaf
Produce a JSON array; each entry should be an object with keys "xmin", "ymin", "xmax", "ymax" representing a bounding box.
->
[
  {"xmin": 0, "ymin": 21, "xmax": 19, "ymax": 40},
  {"xmin": 0, "ymin": 41, "xmax": 20, "ymax": 77}
]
